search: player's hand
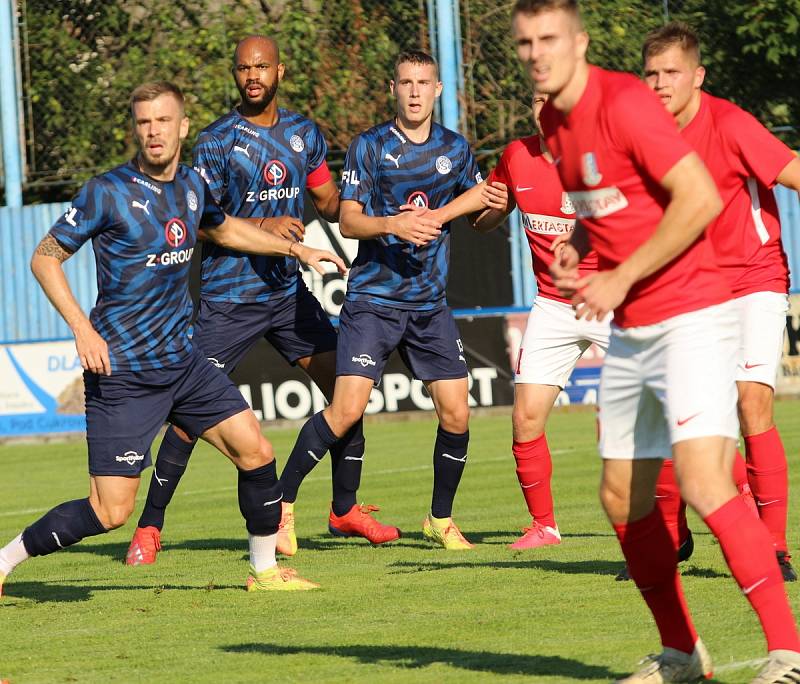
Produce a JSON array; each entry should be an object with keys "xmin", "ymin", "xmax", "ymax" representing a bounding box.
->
[
  {"xmin": 549, "ymin": 243, "xmax": 581, "ymax": 297},
  {"xmin": 294, "ymin": 244, "xmax": 347, "ymax": 276},
  {"xmin": 481, "ymin": 181, "xmax": 508, "ymax": 211},
  {"xmin": 391, "ymin": 207, "xmax": 442, "ymax": 246},
  {"xmin": 258, "ymin": 216, "xmax": 306, "ymax": 241},
  {"xmin": 73, "ymin": 321, "xmax": 111, "ymax": 376},
  {"xmin": 571, "ymin": 269, "xmax": 632, "ymax": 322},
  {"xmin": 549, "ymin": 230, "xmax": 574, "ymax": 256}
]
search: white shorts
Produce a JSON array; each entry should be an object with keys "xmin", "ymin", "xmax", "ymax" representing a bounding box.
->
[
  {"xmin": 734, "ymin": 291, "xmax": 788, "ymax": 389},
  {"xmin": 515, "ymin": 296, "xmax": 611, "ymax": 387},
  {"xmin": 599, "ymin": 301, "xmax": 739, "ymax": 460}
]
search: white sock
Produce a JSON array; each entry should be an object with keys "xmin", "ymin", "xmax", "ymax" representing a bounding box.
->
[
  {"xmin": 248, "ymin": 533, "xmax": 277, "ymax": 573},
  {"xmin": 0, "ymin": 533, "xmax": 30, "ymax": 576}
]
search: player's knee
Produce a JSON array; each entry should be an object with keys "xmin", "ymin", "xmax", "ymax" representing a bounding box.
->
[
  {"xmin": 511, "ymin": 406, "xmax": 545, "ymax": 441},
  {"xmin": 327, "ymin": 405, "xmax": 362, "ymax": 437},
  {"xmin": 95, "ymin": 501, "xmax": 135, "ymax": 530},
  {"xmin": 598, "ymin": 478, "xmax": 634, "ymax": 522},
  {"xmin": 239, "ymin": 436, "xmax": 274, "ymax": 471},
  {"xmin": 438, "ymin": 405, "xmax": 469, "ymax": 434},
  {"xmin": 737, "ymin": 387, "xmax": 774, "ymax": 435}
]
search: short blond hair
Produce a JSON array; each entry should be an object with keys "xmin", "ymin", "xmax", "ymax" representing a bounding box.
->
[{"xmin": 129, "ymin": 81, "xmax": 185, "ymax": 115}]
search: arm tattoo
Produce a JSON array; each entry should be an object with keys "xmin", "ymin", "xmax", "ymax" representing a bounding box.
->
[{"xmin": 34, "ymin": 234, "xmax": 73, "ymax": 262}]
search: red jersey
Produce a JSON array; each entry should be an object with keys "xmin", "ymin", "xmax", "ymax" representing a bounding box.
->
[
  {"xmin": 489, "ymin": 136, "xmax": 599, "ymax": 304},
  {"xmin": 682, "ymin": 92, "xmax": 793, "ymax": 297},
  {"xmin": 539, "ymin": 66, "xmax": 730, "ymax": 327}
]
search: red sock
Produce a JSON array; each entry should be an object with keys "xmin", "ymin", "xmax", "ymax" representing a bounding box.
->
[
  {"xmin": 733, "ymin": 449, "xmax": 759, "ymax": 518},
  {"xmin": 745, "ymin": 427, "xmax": 788, "ymax": 552},
  {"xmin": 513, "ymin": 435, "xmax": 555, "ymax": 528},
  {"xmin": 655, "ymin": 460, "xmax": 688, "ymax": 550},
  {"xmin": 614, "ymin": 508, "xmax": 697, "ymax": 654},
  {"xmin": 704, "ymin": 496, "xmax": 800, "ymax": 652}
]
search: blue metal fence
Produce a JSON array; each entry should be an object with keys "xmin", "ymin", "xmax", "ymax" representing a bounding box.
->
[{"xmin": 0, "ymin": 202, "xmax": 97, "ymax": 344}]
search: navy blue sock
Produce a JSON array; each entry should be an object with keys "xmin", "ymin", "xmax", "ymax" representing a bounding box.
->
[
  {"xmin": 280, "ymin": 412, "xmax": 339, "ymax": 503},
  {"xmin": 331, "ymin": 419, "xmax": 364, "ymax": 516},
  {"xmin": 238, "ymin": 460, "xmax": 282, "ymax": 535},
  {"xmin": 22, "ymin": 498, "xmax": 107, "ymax": 556},
  {"xmin": 431, "ymin": 427, "xmax": 469, "ymax": 518},
  {"xmin": 137, "ymin": 427, "xmax": 196, "ymax": 529}
]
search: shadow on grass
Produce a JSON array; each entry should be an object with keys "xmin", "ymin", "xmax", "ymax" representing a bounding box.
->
[
  {"xmin": 220, "ymin": 642, "xmax": 624, "ymax": 679},
  {"xmin": 387, "ymin": 558, "xmax": 624, "ymax": 576},
  {"xmin": 1, "ymin": 580, "xmax": 240, "ymax": 603}
]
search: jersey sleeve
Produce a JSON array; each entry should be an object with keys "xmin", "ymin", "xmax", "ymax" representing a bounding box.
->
[
  {"xmin": 192, "ymin": 133, "xmax": 228, "ymax": 203},
  {"xmin": 199, "ymin": 178, "xmax": 226, "ymax": 230},
  {"xmin": 455, "ymin": 142, "xmax": 482, "ymax": 195},
  {"xmin": 340, "ymin": 133, "xmax": 377, "ymax": 205},
  {"xmin": 48, "ymin": 179, "xmax": 108, "ymax": 252},
  {"xmin": 721, "ymin": 108, "xmax": 796, "ymax": 188},
  {"xmin": 610, "ymin": 83, "xmax": 694, "ymax": 183},
  {"xmin": 305, "ymin": 122, "xmax": 333, "ymax": 189}
]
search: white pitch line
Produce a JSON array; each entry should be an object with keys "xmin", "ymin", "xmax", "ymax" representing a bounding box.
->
[
  {"xmin": 0, "ymin": 449, "xmax": 569, "ymax": 519},
  {"xmin": 714, "ymin": 658, "xmax": 766, "ymax": 673}
]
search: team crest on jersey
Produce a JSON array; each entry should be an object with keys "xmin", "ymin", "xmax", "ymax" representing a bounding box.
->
[
  {"xmin": 165, "ymin": 217, "xmax": 188, "ymax": 248},
  {"xmin": 581, "ymin": 152, "xmax": 602, "ymax": 186},
  {"xmin": 560, "ymin": 192, "xmax": 576, "ymax": 215},
  {"xmin": 407, "ymin": 191, "xmax": 429, "ymax": 208},
  {"xmin": 186, "ymin": 190, "xmax": 198, "ymax": 211},
  {"xmin": 290, "ymin": 135, "xmax": 305, "ymax": 152},
  {"xmin": 436, "ymin": 155, "xmax": 452, "ymax": 175},
  {"xmin": 264, "ymin": 160, "xmax": 288, "ymax": 186}
]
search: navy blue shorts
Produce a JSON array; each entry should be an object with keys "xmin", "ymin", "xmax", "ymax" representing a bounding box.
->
[
  {"xmin": 336, "ymin": 300, "xmax": 468, "ymax": 382},
  {"xmin": 84, "ymin": 347, "xmax": 249, "ymax": 476},
  {"xmin": 193, "ymin": 282, "xmax": 338, "ymax": 373}
]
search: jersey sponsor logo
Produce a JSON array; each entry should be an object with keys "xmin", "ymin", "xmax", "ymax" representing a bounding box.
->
[
  {"xmin": 290, "ymin": 134, "xmax": 305, "ymax": 152},
  {"xmin": 352, "ymin": 353, "xmax": 377, "ymax": 368},
  {"xmin": 436, "ymin": 155, "xmax": 453, "ymax": 174},
  {"xmin": 234, "ymin": 122, "xmax": 260, "ymax": 138},
  {"xmin": 385, "ymin": 152, "xmax": 402, "ymax": 168},
  {"xmin": 186, "ymin": 190, "xmax": 198, "ymax": 212},
  {"xmin": 131, "ymin": 199, "xmax": 151, "ymax": 216},
  {"xmin": 560, "ymin": 192, "xmax": 576, "ymax": 215},
  {"xmin": 581, "ymin": 152, "xmax": 603, "ymax": 186},
  {"xmin": 264, "ymin": 160, "xmax": 288, "ymax": 186},
  {"xmin": 145, "ymin": 247, "xmax": 195, "ymax": 268},
  {"xmin": 389, "ymin": 126, "xmax": 407, "ymax": 144},
  {"xmin": 521, "ymin": 212, "xmax": 576, "ymax": 235},
  {"xmin": 115, "ymin": 450, "xmax": 145, "ymax": 466},
  {"xmin": 569, "ymin": 187, "xmax": 629, "ymax": 219},
  {"xmin": 245, "ymin": 187, "xmax": 302, "ymax": 203},
  {"xmin": 341, "ymin": 169, "xmax": 359, "ymax": 186},
  {"xmin": 131, "ymin": 175, "xmax": 162, "ymax": 194},
  {"xmin": 233, "ymin": 143, "xmax": 251, "ymax": 158},
  {"xmin": 407, "ymin": 191, "xmax": 429, "ymax": 208},
  {"xmin": 63, "ymin": 205, "xmax": 79, "ymax": 227},
  {"xmin": 165, "ymin": 217, "xmax": 188, "ymax": 248}
]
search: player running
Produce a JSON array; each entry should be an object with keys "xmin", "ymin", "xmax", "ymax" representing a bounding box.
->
[
  {"xmin": 431, "ymin": 92, "xmax": 609, "ymax": 549},
  {"xmin": 125, "ymin": 36, "xmax": 393, "ymax": 565},
  {"xmin": 513, "ymin": 1, "xmax": 800, "ymax": 681},
  {"xmin": 641, "ymin": 21, "xmax": 800, "ymax": 583},
  {"xmin": 280, "ymin": 49, "xmax": 482, "ymax": 549},
  {"xmin": 0, "ymin": 81, "xmax": 346, "ymax": 595}
]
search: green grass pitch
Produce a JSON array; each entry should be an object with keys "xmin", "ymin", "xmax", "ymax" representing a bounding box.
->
[{"xmin": 1, "ymin": 401, "xmax": 799, "ymax": 683}]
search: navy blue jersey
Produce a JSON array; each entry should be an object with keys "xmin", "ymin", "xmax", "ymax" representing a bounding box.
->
[
  {"xmin": 340, "ymin": 120, "xmax": 481, "ymax": 310},
  {"xmin": 193, "ymin": 108, "xmax": 330, "ymax": 303},
  {"xmin": 49, "ymin": 161, "xmax": 225, "ymax": 372}
]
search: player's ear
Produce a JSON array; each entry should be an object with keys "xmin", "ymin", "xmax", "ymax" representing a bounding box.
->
[
  {"xmin": 435, "ymin": 81, "xmax": 443, "ymax": 98},
  {"xmin": 575, "ymin": 30, "xmax": 589, "ymax": 61},
  {"xmin": 179, "ymin": 116, "xmax": 190, "ymax": 141},
  {"xmin": 694, "ymin": 65, "xmax": 706, "ymax": 89},
  {"xmin": 389, "ymin": 79, "xmax": 396, "ymax": 97},
  {"xmin": 277, "ymin": 62, "xmax": 285, "ymax": 82}
]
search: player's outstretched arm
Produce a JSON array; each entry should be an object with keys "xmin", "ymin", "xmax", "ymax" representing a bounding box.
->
[
  {"xmin": 428, "ymin": 181, "xmax": 513, "ymax": 233},
  {"xmin": 31, "ymin": 234, "xmax": 111, "ymax": 375},
  {"xmin": 339, "ymin": 199, "xmax": 442, "ymax": 247},
  {"xmin": 309, "ymin": 179, "xmax": 340, "ymax": 224},
  {"xmin": 203, "ymin": 215, "xmax": 346, "ymax": 275},
  {"xmin": 572, "ymin": 152, "xmax": 722, "ymax": 322}
]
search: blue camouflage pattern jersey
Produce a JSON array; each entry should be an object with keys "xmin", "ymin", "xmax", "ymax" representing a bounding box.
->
[
  {"xmin": 340, "ymin": 120, "xmax": 481, "ymax": 310},
  {"xmin": 193, "ymin": 108, "xmax": 331, "ymax": 302},
  {"xmin": 49, "ymin": 161, "xmax": 225, "ymax": 372}
]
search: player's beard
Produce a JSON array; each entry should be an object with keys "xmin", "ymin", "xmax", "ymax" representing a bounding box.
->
[{"xmin": 239, "ymin": 79, "xmax": 279, "ymax": 112}]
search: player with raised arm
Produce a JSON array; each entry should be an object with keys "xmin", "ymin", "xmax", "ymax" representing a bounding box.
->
[
  {"xmin": 641, "ymin": 21, "xmax": 800, "ymax": 583},
  {"xmin": 432, "ymin": 92, "xmax": 610, "ymax": 550},
  {"xmin": 0, "ymin": 81, "xmax": 346, "ymax": 595},
  {"xmin": 512, "ymin": 1, "xmax": 800, "ymax": 681},
  {"xmin": 125, "ymin": 36, "xmax": 391, "ymax": 565},
  {"xmin": 280, "ymin": 49, "xmax": 482, "ymax": 549}
]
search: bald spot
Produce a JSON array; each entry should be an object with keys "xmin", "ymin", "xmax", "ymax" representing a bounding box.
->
[{"xmin": 234, "ymin": 35, "xmax": 280, "ymax": 66}]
